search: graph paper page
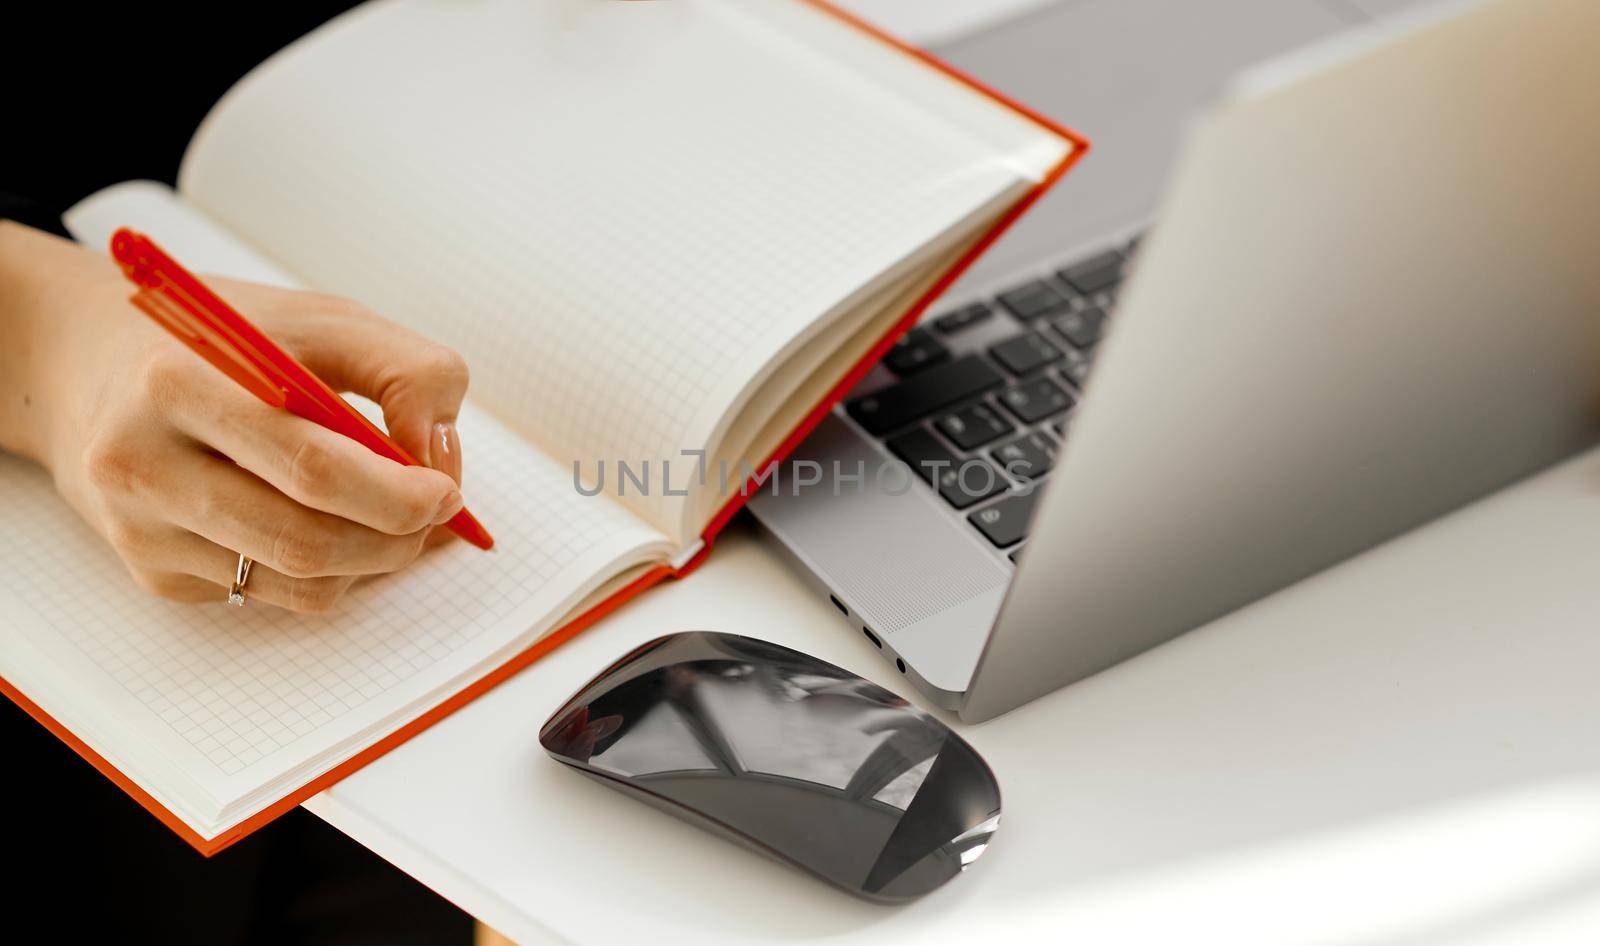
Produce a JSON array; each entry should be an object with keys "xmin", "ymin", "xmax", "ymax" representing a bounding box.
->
[
  {"xmin": 0, "ymin": 403, "xmax": 670, "ymax": 834},
  {"xmin": 177, "ymin": 0, "xmax": 1071, "ymax": 542}
]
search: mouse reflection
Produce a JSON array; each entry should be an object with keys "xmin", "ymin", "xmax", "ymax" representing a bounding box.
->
[{"xmin": 541, "ymin": 632, "xmax": 1002, "ymax": 902}]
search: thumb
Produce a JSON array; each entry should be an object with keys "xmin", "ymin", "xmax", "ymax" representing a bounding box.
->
[{"xmin": 292, "ymin": 303, "xmax": 471, "ymax": 485}]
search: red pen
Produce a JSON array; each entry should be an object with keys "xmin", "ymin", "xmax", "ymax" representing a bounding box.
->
[{"xmin": 109, "ymin": 228, "xmax": 495, "ymax": 551}]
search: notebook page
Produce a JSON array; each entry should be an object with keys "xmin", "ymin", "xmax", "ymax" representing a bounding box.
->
[
  {"xmin": 175, "ymin": 0, "xmax": 1071, "ymax": 544},
  {"xmin": 4, "ymin": 186, "xmax": 674, "ymax": 835},
  {"xmin": 0, "ymin": 410, "xmax": 670, "ymax": 833},
  {"xmin": 63, "ymin": 181, "xmax": 301, "ymax": 288}
]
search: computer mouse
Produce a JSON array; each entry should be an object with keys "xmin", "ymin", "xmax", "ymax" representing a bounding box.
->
[{"xmin": 539, "ymin": 631, "xmax": 1001, "ymax": 903}]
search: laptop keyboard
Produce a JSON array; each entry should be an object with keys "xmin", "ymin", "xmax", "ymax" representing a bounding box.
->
[{"xmin": 845, "ymin": 237, "xmax": 1140, "ymax": 562}]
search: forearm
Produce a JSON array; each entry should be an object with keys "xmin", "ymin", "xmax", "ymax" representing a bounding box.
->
[{"xmin": 0, "ymin": 220, "xmax": 68, "ymax": 467}]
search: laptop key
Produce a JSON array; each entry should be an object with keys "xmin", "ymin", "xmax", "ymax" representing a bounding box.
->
[
  {"xmin": 992, "ymin": 430, "xmax": 1058, "ymax": 480},
  {"xmin": 936, "ymin": 402, "xmax": 1013, "ymax": 450},
  {"xmin": 1057, "ymin": 348, "xmax": 1092, "ymax": 388},
  {"xmin": 989, "ymin": 331, "xmax": 1062, "ymax": 375},
  {"xmin": 885, "ymin": 427, "xmax": 959, "ymax": 484},
  {"xmin": 1058, "ymin": 251, "xmax": 1124, "ymax": 295},
  {"xmin": 846, "ymin": 354, "xmax": 1004, "ymax": 435},
  {"xmin": 1048, "ymin": 306, "xmax": 1107, "ymax": 349},
  {"xmin": 937, "ymin": 458, "xmax": 1009, "ymax": 509},
  {"xmin": 883, "ymin": 327, "xmax": 950, "ymax": 376},
  {"xmin": 996, "ymin": 279, "xmax": 1073, "ymax": 320},
  {"xmin": 969, "ymin": 490, "xmax": 1040, "ymax": 548},
  {"xmin": 932, "ymin": 303, "xmax": 992, "ymax": 335},
  {"xmin": 998, "ymin": 377, "xmax": 1074, "ymax": 424}
]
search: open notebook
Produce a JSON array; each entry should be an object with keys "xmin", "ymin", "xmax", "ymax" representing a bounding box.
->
[{"xmin": 0, "ymin": 0, "xmax": 1083, "ymax": 853}]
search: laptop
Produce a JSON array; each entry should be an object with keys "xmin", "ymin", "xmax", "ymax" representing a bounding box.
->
[{"xmin": 750, "ymin": 0, "xmax": 1600, "ymax": 722}]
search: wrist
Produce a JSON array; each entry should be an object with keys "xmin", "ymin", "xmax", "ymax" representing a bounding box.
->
[{"xmin": 0, "ymin": 221, "xmax": 83, "ymax": 468}]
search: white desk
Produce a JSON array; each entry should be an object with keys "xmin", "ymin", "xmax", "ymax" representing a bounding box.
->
[
  {"xmin": 306, "ymin": 444, "xmax": 1600, "ymax": 946},
  {"xmin": 301, "ymin": 4, "xmax": 1600, "ymax": 939}
]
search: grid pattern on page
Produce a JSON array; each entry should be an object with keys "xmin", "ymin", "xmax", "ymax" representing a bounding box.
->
[
  {"xmin": 0, "ymin": 406, "xmax": 664, "ymax": 778},
  {"xmin": 179, "ymin": 0, "xmax": 1028, "ymax": 538}
]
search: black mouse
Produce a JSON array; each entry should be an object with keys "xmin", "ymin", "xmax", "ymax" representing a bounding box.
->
[{"xmin": 539, "ymin": 631, "xmax": 1002, "ymax": 903}]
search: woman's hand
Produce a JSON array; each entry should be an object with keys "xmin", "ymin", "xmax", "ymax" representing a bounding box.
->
[{"xmin": 0, "ymin": 221, "xmax": 470, "ymax": 613}]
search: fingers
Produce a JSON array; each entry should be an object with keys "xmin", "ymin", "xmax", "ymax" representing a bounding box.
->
[
  {"xmin": 125, "ymin": 524, "xmax": 454, "ymax": 614},
  {"xmin": 276, "ymin": 298, "xmax": 471, "ymax": 474},
  {"xmin": 131, "ymin": 538, "xmax": 359, "ymax": 614},
  {"xmin": 167, "ymin": 454, "xmax": 436, "ymax": 579},
  {"xmin": 166, "ymin": 365, "xmax": 463, "ymax": 535},
  {"xmin": 126, "ymin": 569, "xmax": 223, "ymax": 605}
]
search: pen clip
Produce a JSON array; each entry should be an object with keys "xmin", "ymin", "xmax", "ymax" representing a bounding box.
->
[
  {"xmin": 129, "ymin": 286, "xmax": 289, "ymax": 409},
  {"xmin": 113, "ymin": 229, "xmax": 289, "ymax": 409}
]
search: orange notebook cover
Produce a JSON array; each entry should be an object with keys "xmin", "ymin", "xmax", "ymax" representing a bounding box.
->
[{"xmin": 1, "ymin": 0, "xmax": 1087, "ymax": 855}]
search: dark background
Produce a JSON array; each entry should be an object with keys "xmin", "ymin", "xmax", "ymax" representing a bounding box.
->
[{"xmin": 3, "ymin": 3, "xmax": 363, "ymax": 211}]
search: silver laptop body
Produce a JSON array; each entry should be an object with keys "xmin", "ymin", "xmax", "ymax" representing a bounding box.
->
[{"xmin": 750, "ymin": 0, "xmax": 1600, "ymax": 721}]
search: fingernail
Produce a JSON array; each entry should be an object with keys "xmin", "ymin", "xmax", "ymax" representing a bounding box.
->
[
  {"xmin": 432, "ymin": 421, "xmax": 463, "ymax": 484},
  {"xmin": 433, "ymin": 488, "xmax": 464, "ymax": 525}
]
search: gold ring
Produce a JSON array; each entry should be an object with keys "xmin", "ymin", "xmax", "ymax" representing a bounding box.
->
[{"xmin": 228, "ymin": 554, "xmax": 254, "ymax": 607}]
